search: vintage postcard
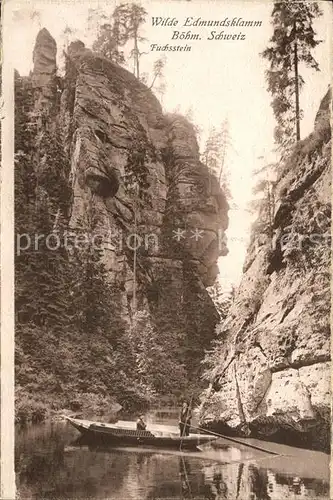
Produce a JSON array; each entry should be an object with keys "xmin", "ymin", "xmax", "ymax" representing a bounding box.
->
[{"xmin": 1, "ymin": 0, "xmax": 332, "ymax": 498}]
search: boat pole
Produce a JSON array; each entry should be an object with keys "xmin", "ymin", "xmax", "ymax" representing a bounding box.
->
[
  {"xmin": 179, "ymin": 407, "xmax": 186, "ymax": 451},
  {"xmin": 189, "ymin": 424, "xmax": 279, "ymax": 455},
  {"xmin": 180, "ymin": 454, "xmax": 193, "ymax": 499}
]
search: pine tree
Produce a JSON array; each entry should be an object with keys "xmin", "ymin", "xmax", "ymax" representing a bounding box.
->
[
  {"xmin": 149, "ymin": 56, "xmax": 166, "ymax": 89},
  {"xmin": 90, "ymin": 4, "xmax": 148, "ymax": 72},
  {"xmin": 262, "ymin": 1, "xmax": 322, "ymax": 146},
  {"xmin": 92, "ymin": 21, "xmax": 125, "ymax": 64},
  {"xmin": 113, "ymin": 3, "xmax": 148, "ymax": 78},
  {"xmin": 202, "ymin": 120, "xmax": 233, "ymax": 200},
  {"xmin": 183, "ymin": 106, "xmax": 202, "ymax": 141},
  {"xmin": 60, "ymin": 25, "xmax": 77, "ymax": 51},
  {"xmin": 207, "ymin": 279, "xmax": 235, "ymax": 322},
  {"xmin": 248, "ymin": 160, "xmax": 277, "ymax": 245}
]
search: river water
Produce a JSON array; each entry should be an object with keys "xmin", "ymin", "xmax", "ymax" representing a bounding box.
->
[{"xmin": 15, "ymin": 409, "xmax": 330, "ymax": 499}]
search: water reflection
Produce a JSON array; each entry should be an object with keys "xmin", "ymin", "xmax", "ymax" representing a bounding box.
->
[{"xmin": 16, "ymin": 420, "xmax": 329, "ymax": 500}]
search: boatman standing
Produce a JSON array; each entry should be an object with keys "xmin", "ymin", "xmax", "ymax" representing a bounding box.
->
[
  {"xmin": 179, "ymin": 401, "xmax": 192, "ymax": 437},
  {"xmin": 136, "ymin": 414, "xmax": 147, "ymax": 431}
]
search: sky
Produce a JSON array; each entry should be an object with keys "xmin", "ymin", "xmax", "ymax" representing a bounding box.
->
[{"xmin": 5, "ymin": 0, "xmax": 332, "ymax": 288}]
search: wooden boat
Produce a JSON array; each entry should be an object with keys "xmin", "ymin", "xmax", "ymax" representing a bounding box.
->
[{"xmin": 65, "ymin": 416, "xmax": 217, "ymax": 450}]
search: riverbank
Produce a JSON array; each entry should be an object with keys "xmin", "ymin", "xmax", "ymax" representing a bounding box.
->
[
  {"xmin": 15, "ymin": 389, "xmax": 186, "ymax": 426},
  {"xmin": 15, "ymin": 380, "xmax": 202, "ymax": 426},
  {"xmin": 15, "ymin": 389, "xmax": 124, "ymax": 425}
]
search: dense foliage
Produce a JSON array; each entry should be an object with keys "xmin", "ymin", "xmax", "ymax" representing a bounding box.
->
[{"xmin": 14, "ymin": 73, "xmax": 152, "ymax": 422}]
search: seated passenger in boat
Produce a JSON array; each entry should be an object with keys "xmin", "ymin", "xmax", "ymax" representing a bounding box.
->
[
  {"xmin": 179, "ymin": 401, "xmax": 192, "ymax": 437},
  {"xmin": 136, "ymin": 415, "xmax": 147, "ymax": 431}
]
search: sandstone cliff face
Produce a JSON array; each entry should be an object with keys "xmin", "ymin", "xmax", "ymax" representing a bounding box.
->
[
  {"xmin": 200, "ymin": 89, "xmax": 331, "ymax": 451},
  {"xmin": 28, "ymin": 30, "xmax": 228, "ymax": 368}
]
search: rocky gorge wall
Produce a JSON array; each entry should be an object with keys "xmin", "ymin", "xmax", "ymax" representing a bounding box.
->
[
  {"xmin": 200, "ymin": 88, "xmax": 331, "ymax": 452},
  {"xmin": 19, "ymin": 29, "xmax": 228, "ymax": 375}
]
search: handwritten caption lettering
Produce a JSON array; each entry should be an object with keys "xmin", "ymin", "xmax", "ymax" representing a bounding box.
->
[{"xmin": 150, "ymin": 16, "xmax": 263, "ymax": 52}]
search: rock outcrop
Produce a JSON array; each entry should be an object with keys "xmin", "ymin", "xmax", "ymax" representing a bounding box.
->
[
  {"xmin": 26, "ymin": 30, "xmax": 229, "ymax": 370},
  {"xmin": 200, "ymin": 88, "xmax": 331, "ymax": 452}
]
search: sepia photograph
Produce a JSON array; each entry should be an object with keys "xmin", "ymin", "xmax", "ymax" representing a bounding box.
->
[{"xmin": 1, "ymin": 0, "xmax": 332, "ymax": 498}]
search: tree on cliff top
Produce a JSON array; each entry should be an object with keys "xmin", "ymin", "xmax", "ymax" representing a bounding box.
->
[
  {"xmin": 113, "ymin": 3, "xmax": 148, "ymax": 78},
  {"xmin": 90, "ymin": 4, "xmax": 148, "ymax": 78},
  {"xmin": 90, "ymin": 7, "xmax": 125, "ymax": 65},
  {"xmin": 262, "ymin": 1, "xmax": 322, "ymax": 147}
]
